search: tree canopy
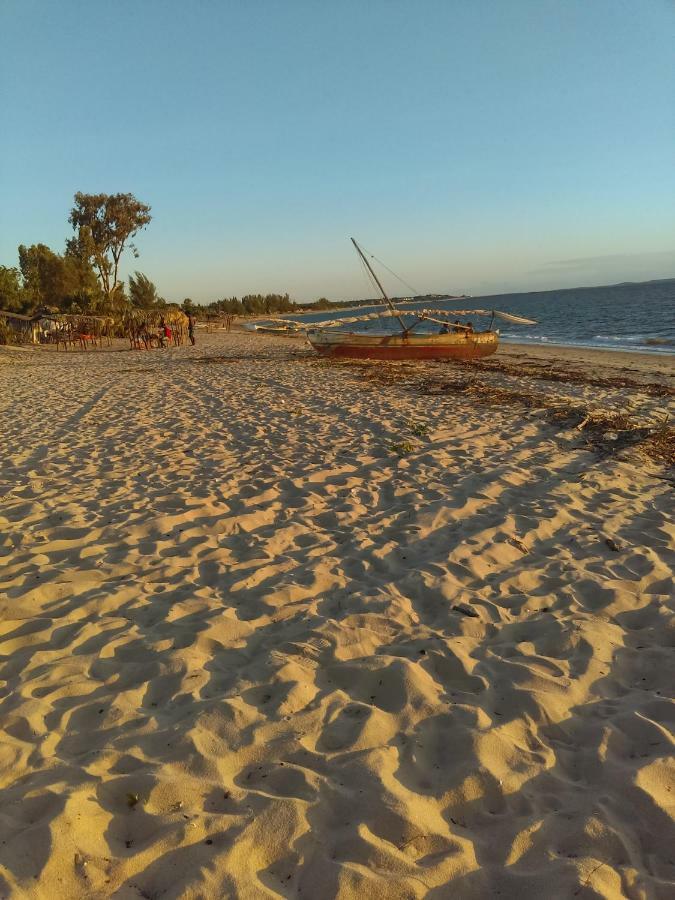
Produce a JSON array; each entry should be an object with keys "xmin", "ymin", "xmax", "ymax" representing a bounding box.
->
[
  {"xmin": 0, "ymin": 266, "xmax": 24, "ymax": 312},
  {"xmin": 129, "ymin": 272, "xmax": 164, "ymax": 308},
  {"xmin": 68, "ymin": 192, "xmax": 152, "ymax": 305},
  {"xmin": 18, "ymin": 243, "xmax": 101, "ymax": 312}
]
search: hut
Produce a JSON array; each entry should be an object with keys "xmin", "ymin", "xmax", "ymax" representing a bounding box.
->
[{"xmin": 0, "ymin": 310, "xmax": 40, "ymax": 344}]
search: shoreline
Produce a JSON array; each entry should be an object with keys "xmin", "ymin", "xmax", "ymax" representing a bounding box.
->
[
  {"xmin": 500, "ymin": 338, "xmax": 675, "ymax": 360},
  {"xmin": 495, "ymin": 340, "xmax": 675, "ymax": 381}
]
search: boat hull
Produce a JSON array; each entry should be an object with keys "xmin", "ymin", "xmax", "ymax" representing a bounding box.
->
[
  {"xmin": 255, "ymin": 326, "xmax": 301, "ymax": 336},
  {"xmin": 307, "ymin": 329, "xmax": 498, "ymax": 361}
]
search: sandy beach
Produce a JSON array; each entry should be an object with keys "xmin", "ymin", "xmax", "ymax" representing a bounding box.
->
[{"xmin": 0, "ymin": 333, "xmax": 673, "ymax": 899}]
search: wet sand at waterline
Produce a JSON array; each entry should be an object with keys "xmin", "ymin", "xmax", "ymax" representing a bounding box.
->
[{"xmin": 0, "ymin": 333, "xmax": 673, "ymax": 898}]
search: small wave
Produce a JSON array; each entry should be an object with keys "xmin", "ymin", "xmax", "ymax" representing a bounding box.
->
[
  {"xmin": 501, "ymin": 332, "xmax": 550, "ymax": 341},
  {"xmin": 592, "ymin": 334, "xmax": 643, "ymax": 343},
  {"xmin": 500, "ymin": 335, "xmax": 675, "ymax": 355}
]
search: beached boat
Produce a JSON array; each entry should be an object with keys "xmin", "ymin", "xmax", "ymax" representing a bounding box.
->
[
  {"xmin": 307, "ymin": 326, "xmax": 498, "ymax": 360},
  {"xmin": 304, "ymin": 239, "xmax": 536, "ymax": 361}
]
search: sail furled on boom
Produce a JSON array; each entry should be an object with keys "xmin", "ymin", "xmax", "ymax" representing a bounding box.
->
[
  {"xmin": 490, "ymin": 310, "xmax": 538, "ymax": 325},
  {"xmin": 252, "ymin": 308, "xmax": 537, "ymax": 330}
]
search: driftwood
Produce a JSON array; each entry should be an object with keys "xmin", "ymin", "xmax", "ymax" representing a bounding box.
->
[{"xmin": 462, "ymin": 357, "xmax": 675, "ymax": 398}]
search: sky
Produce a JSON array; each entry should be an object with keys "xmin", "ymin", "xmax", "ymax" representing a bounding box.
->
[{"xmin": 1, "ymin": 0, "xmax": 674, "ymax": 303}]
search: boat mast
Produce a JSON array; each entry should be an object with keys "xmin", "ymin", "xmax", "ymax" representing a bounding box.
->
[{"xmin": 351, "ymin": 237, "xmax": 407, "ymax": 331}]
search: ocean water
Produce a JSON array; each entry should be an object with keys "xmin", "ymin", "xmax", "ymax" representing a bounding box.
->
[{"xmin": 289, "ymin": 279, "xmax": 675, "ymax": 355}]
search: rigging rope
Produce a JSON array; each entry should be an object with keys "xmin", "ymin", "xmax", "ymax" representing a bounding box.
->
[
  {"xmin": 359, "ymin": 244, "xmax": 420, "ymax": 298},
  {"xmin": 356, "ymin": 252, "xmax": 381, "ymax": 298},
  {"xmin": 355, "ymin": 252, "xmax": 389, "ymax": 327}
]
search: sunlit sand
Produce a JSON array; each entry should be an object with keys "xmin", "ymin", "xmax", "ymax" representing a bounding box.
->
[{"xmin": 0, "ymin": 333, "xmax": 673, "ymax": 898}]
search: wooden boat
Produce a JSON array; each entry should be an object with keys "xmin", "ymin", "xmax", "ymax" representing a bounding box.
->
[
  {"xmin": 307, "ymin": 327, "xmax": 498, "ymax": 360},
  {"xmin": 305, "ymin": 239, "xmax": 536, "ymax": 361},
  {"xmin": 252, "ymin": 325, "xmax": 301, "ymax": 336}
]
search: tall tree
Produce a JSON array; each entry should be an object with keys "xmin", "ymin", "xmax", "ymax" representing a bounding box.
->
[
  {"xmin": 129, "ymin": 271, "xmax": 163, "ymax": 308},
  {"xmin": 68, "ymin": 192, "xmax": 152, "ymax": 306},
  {"xmin": 0, "ymin": 266, "xmax": 24, "ymax": 312}
]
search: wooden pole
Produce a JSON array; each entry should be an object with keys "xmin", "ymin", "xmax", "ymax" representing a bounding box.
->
[{"xmin": 351, "ymin": 238, "xmax": 407, "ymax": 331}]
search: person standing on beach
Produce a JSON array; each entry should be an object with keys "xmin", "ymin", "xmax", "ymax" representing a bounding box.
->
[{"xmin": 188, "ymin": 314, "xmax": 196, "ymax": 345}]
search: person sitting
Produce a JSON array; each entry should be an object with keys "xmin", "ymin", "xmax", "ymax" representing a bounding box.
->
[
  {"xmin": 465, "ymin": 321, "xmax": 474, "ymax": 334},
  {"xmin": 452, "ymin": 320, "xmax": 463, "ymax": 333},
  {"xmin": 438, "ymin": 322, "xmax": 450, "ymax": 334}
]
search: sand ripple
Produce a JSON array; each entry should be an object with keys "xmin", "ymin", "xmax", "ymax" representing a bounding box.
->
[{"xmin": 0, "ymin": 335, "xmax": 673, "ymax": 898}]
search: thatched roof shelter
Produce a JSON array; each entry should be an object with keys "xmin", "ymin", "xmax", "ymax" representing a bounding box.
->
[
  {"xmin": 1, "ymin": 306, "xmax": 190, "ymax": 350},
  {"xmin": 122, "ymin": 307, "xmax": 188, "ymax": 329},
  {"xmin": 0, "ymin": 310, "xmax": 40, "ymax": 343},
  {"xmin": 122, "ymin": 307, "xmax": 189, "ymax": 349}
]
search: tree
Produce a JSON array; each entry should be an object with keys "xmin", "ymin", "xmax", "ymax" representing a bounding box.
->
[
  {"xmin": 68, "ymin": 192, "xmax": 152, "ymax": 306},
  {"xmin": 64, "ymin": 237, "xmax": 104, "ymax": 310},
  {"xmin": 18, "ymin": 243, "xmax": 101, "ymax": 312},
  {"xmin": 19, "ymin": 243, "xmax": 55, "ymax": 308},
  {"xmin": 0, "ymin": 266, "xmax": 24, "ymax": 312},
  {"xmin": 19, "ymin": 244, "xmax": 68, "ymax": 309},
  {"xmin": 129, "ymin": 271, "xmax": 163, "ymax": 308}
]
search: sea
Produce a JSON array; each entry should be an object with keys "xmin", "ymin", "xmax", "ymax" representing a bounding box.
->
[{"xmin": 286, "ymin": 279, "xmax": 675, "ymax": 355}]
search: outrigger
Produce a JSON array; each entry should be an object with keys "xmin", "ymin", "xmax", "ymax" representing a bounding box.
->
[{"xmin": 259, "ymin": 239, "xmax": 537, "ymax": 360}]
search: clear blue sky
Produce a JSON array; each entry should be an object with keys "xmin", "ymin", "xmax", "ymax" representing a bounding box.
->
[{"xmin": 1, "ymin": 0, "xmax": 674, "ymax": 302}]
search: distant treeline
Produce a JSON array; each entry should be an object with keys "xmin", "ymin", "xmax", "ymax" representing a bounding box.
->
[
  {"xmin": 295, "ymin": 294, "xmax": 453, "ymax": 312},
  {"xmin": 298, "ymin": 297, "xmax": 375, "ymax": 311},
  {"xmin": 197, "ymin": 294, "xmax": 295, "ymax": 316},
  {"xmin": 194, "ymin": 295, "xmax": 381, "ymax": 316},
  {"xmin": 198, "ymin": 294, "xmax": 452, "ymax": 316}
]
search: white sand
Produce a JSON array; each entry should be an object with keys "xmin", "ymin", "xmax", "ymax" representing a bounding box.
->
[{"xmin": 0, "ymin": 333, "xmax": 673, "ymax": 898}]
